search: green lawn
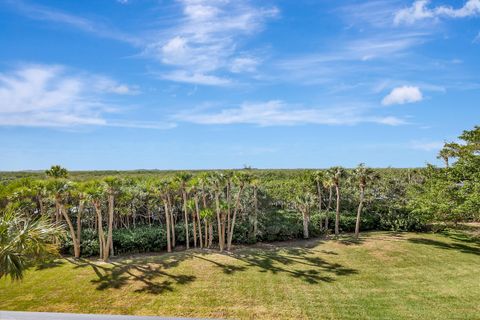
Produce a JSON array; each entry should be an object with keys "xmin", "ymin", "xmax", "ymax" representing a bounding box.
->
[{"xmin": 1, "ymin": 231, "xmax": 479, "ymax": 319}]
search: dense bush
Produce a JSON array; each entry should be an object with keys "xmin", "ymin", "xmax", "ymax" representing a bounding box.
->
[
  {"xmin": 379, "ymin": 209, "xmax": 428, "ymax": 232},
  {"xmin": 62, "ymin": 226, "xmax": 167, "ymax": 256}
]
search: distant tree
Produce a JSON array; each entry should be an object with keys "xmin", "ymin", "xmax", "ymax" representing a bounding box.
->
[{"xmin": 45, "ymin": 165, "xmax": 68, "ymax": 179}]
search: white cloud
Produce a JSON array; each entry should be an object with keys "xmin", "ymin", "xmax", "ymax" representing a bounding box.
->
[
  {"xmin": 475, "ymin": 32, "xmax": 480, "ymax": 42},
  {"xmin": 145, "ymin": 0, "xmax": 278, "ymax": 85},
  {"xmin": 0, "ymin": 64, "xmax": 169, "ymax": 129},
  {"xmin": 173, "ymin": 100, "xmax": 405, "ymax": 126},
  {"xmin": 161, "ymin": 70, "xmax": 231, "ymax": 86},
  {"xmin": 382, "ymin": 86, "xmax": 423, "ymax": 106},
  {"xmin": 410, "ymin": 140, "xmax": 444, "ymax": 151},
  {"xmin": 7, "ymin": 0, "xmax": 139, "ymax": 45},
  {"xmin": 395, "ymin": 0, "xmax": 480, "ymax": 25},
  {"xmin": 230, "ymin": 57, "xmax": 259, "ymax": 73}
]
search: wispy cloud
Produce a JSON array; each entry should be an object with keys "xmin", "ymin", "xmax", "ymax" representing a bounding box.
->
[
  {"xmin": 173, "ymin": 100, "xmax": 406, "ymax": 126},
  {"xmin": 4, "ymin": 0, "xmax": 140, "ymax": 45},
  {"xmin": 395, "ymin": 0, "xmax": 480, "ymax": 25},
  {"xmin": 0, "ymin": 64, "xmax": 170, "ymax": 129},
  {"xmin": 144, "ymin": 0, "xmax": 278, "ymax": 85},
  {"xmin": 410, "ymin": 140, "xmax": 443, "ymax": 151},
  {"xmin": 382, "ymin": 86, "xmax": 423, "ymax": 106}
]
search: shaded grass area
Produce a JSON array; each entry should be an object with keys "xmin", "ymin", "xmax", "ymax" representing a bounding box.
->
[{"xmin": 1, "ymin": 232, "xmax": 479, "ymax": 319}]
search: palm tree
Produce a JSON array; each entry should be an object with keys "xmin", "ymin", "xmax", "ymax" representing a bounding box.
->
[
  {"xmin": 174, "ymin": 172, "xmax": 192, "ymax": 249},
  {"xmin": 437, "ymin": 143, "xmax": 459, "ymax": 168},
  {"xmin": 330, "ymin": 167, "xmax": 345, "ymax": 236},
  {"xmin": 208, "ymin": 172, "xmax": 225, "ymax": 251},
  {"xmin": 353, "ymin": 164, "xmax": 379, "ymax": 239},
  {"xmin": 250, "ymin": 177, "xmax": 260, "ymax": 242},
  {"xmin": 0, "ymin": 207, "xmax": 63, "ymax": 280},
  {"xmin": 322, "ymin": 174, "xmax": 335, "ymax": 229},
  {"xmin": 294, "ymin": 193, "xmax": 316, "ymax": 239},
  {"xmin": 157, "ymin": 179, "xmax": 173, "ymax": 253},
  {"xmin": 84, "ymin": 180, "xmax": 105, "ymax": 260},
  {"xmin": 103, "ymin": 177, "xmax": 122, "ymax": 261},
  {"xmin": 188, "ymin": 178, "xmax": 203, "ymax": 249},
  {"xmin": 312, "ymin": 170, "xmax": 324, "ymax": 212},
  {"xmin": 227, "ymin": 171, "xmax": 252, "ymax": 251},
  {"xmin": 197, "ymin": 172, "xmax": 211, "ymax": 248},
  {"xmin": 45, "ymin": 165, "xmax": 68, "ymax": 179}
]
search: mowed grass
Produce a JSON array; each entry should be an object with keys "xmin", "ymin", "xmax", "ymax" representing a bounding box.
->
[{"xmin": 1, "ymin": 232, "xmax": 479, "ymax": 320}]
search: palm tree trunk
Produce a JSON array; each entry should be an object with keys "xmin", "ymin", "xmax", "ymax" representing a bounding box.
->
[
  {"xmin": 167, "ymin": 193, "xmax": 175, "ymax": 248},
  {"xmin": 76, "ymin": 200, "xmax": 84, "ymax": 258},
  {"xmin": 94, "ymin": 203, "xmax": 104, "ymax": 260},
  {"xmin": 209, "ymin": 222, "xmax": 213, "ymax": 248},
  {"xmin": 355, "ymin": 185, "xmax": 365, "ymax": 239},
  {"xmin": 253, "ymin": 185, "xmax": 258, "ymax": 242},
  {"xmin": 182, "ymin": 190, "xmax": 190, "ymax": 249},
  {"xmin": 227, "ymin": 186, "xmax": 244, "ymax": 251},
  {"xmin": 163, "ymin": 197, "xmax": 172, "ymax": 252},
  {"xmin": 60, "ymin": 204, "xmax": 80, "ymax": 258},
  {"xmin": 215, "ymin": 192, "xmax": 223, "ymax": 251},
  {"xmin": 335, "ymin": 185, "xmax": 340, "ymax": 236},
  {"xmin": 226, "ymin": 182, "xmax": 231, "ymax": 244},
  {"xmin": 316, "ymin": 182, "xmax": 322, "ymax": 211},
  {"xmin": 302, "ymin": 210, "xmax": 309, "ymax": 239},
  {"xmin": 194, "ymin": 195, "xmax": 203, "ymax": 248},
  {"xmin": 104, "ymin": 193, "xmax": 114, "ymax": 261}
]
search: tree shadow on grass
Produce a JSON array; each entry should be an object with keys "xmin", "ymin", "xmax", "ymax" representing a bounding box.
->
[
  {"xmin": 191, "ymin": 246, "xmax": 358, "ymax": 285},
  {"xmin": 35, "ymin": 259, "xmax": 65, "ymax": 270},
  {"xmin": 408, "ymin": 238, "xmax": 480, "ymax": 256},
  {"xmin": 69, "ymin": 254, "xmax": 196, "ymax": 295}
]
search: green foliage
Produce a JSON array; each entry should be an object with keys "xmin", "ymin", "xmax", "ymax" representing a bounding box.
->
[{"xmin": 0, "ymin": 207, "xmax": 63, "ymax": 280}]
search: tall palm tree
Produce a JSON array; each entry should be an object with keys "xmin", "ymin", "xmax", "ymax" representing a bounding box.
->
[
  {"xmin": 1, "ymin": 207, "xmax": 63, "ymax": 280},
  {"xmin": 322, "ymin": 174, "xmax": 335, "ymax": 229},
  {"xmin": 353, "ymin": 164, "xmax": 379, "ymax": 239},
  {"xmin": 208, "ymin": 172, "xmax": 225, "ymax": 251},
  {"xmin": 227, "ymin": 171, "xmax": 252, "ymax": 251},
  {"xmin": 188, "ymin": 178, "xmax": 203, "ymax": 249},
  {"xmin": 330, "ymin": 167, "xmax": 345, "ymax": 236},
  {"xmin": 157, "ymin": 179, "xmax": 172, "ymax": 253},
  {"xmin": 84, "ymin": 180, "xmax": 106, "ymax": 260},
  {"xmin": 103, "ymin": 177, "xmax": 122, "ymax": 261},
  {"xmin": 312, "ymin": 170, "xmax": 324, "ymax": 212},
  {"xmin": 197, "ymin": 172, "xmax": 211, "ymax": 248},
  {"xmin": 174, "ymin": 172, "xmax": 192, "ymax": 249},
  {"xmin": 250, "ymin": 177, "xmax": 260, "ymax": 242}
]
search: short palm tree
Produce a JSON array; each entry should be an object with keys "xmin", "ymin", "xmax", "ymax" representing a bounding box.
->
[{"xmin": 0, "ymin": 208, "xmax": 63, "ymax": 280}]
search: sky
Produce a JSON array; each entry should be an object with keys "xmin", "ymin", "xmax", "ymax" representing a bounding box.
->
[{"xmin": 0, "ymin": 0, "xmax": 479, "ymax": 171}]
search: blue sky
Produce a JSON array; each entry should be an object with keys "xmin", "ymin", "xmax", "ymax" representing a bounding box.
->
[{"xmin": 0, "ymin": 0, "xmax": 479, "ymax": 170}]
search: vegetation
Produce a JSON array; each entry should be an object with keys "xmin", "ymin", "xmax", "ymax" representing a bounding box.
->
[
  {"xmin": 1, "ymin": 232, "xmax": 478, "ymax": 319},
  {"xmin": 0, "ymin": 126, "xmax": 478, "ymax": 264},
  {"xmin": 0, "ymin": 125, "xmax": 478, "ymax": 319}
]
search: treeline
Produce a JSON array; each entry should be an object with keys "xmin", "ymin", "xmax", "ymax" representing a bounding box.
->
[{"xmin": 0, "ymin": 126, "xmax": 478, "ymax": 260}]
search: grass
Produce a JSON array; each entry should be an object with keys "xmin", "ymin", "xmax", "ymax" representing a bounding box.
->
[{"xmin": 1, "ymin": 231, "xmax": 479, "ymax": 320}]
